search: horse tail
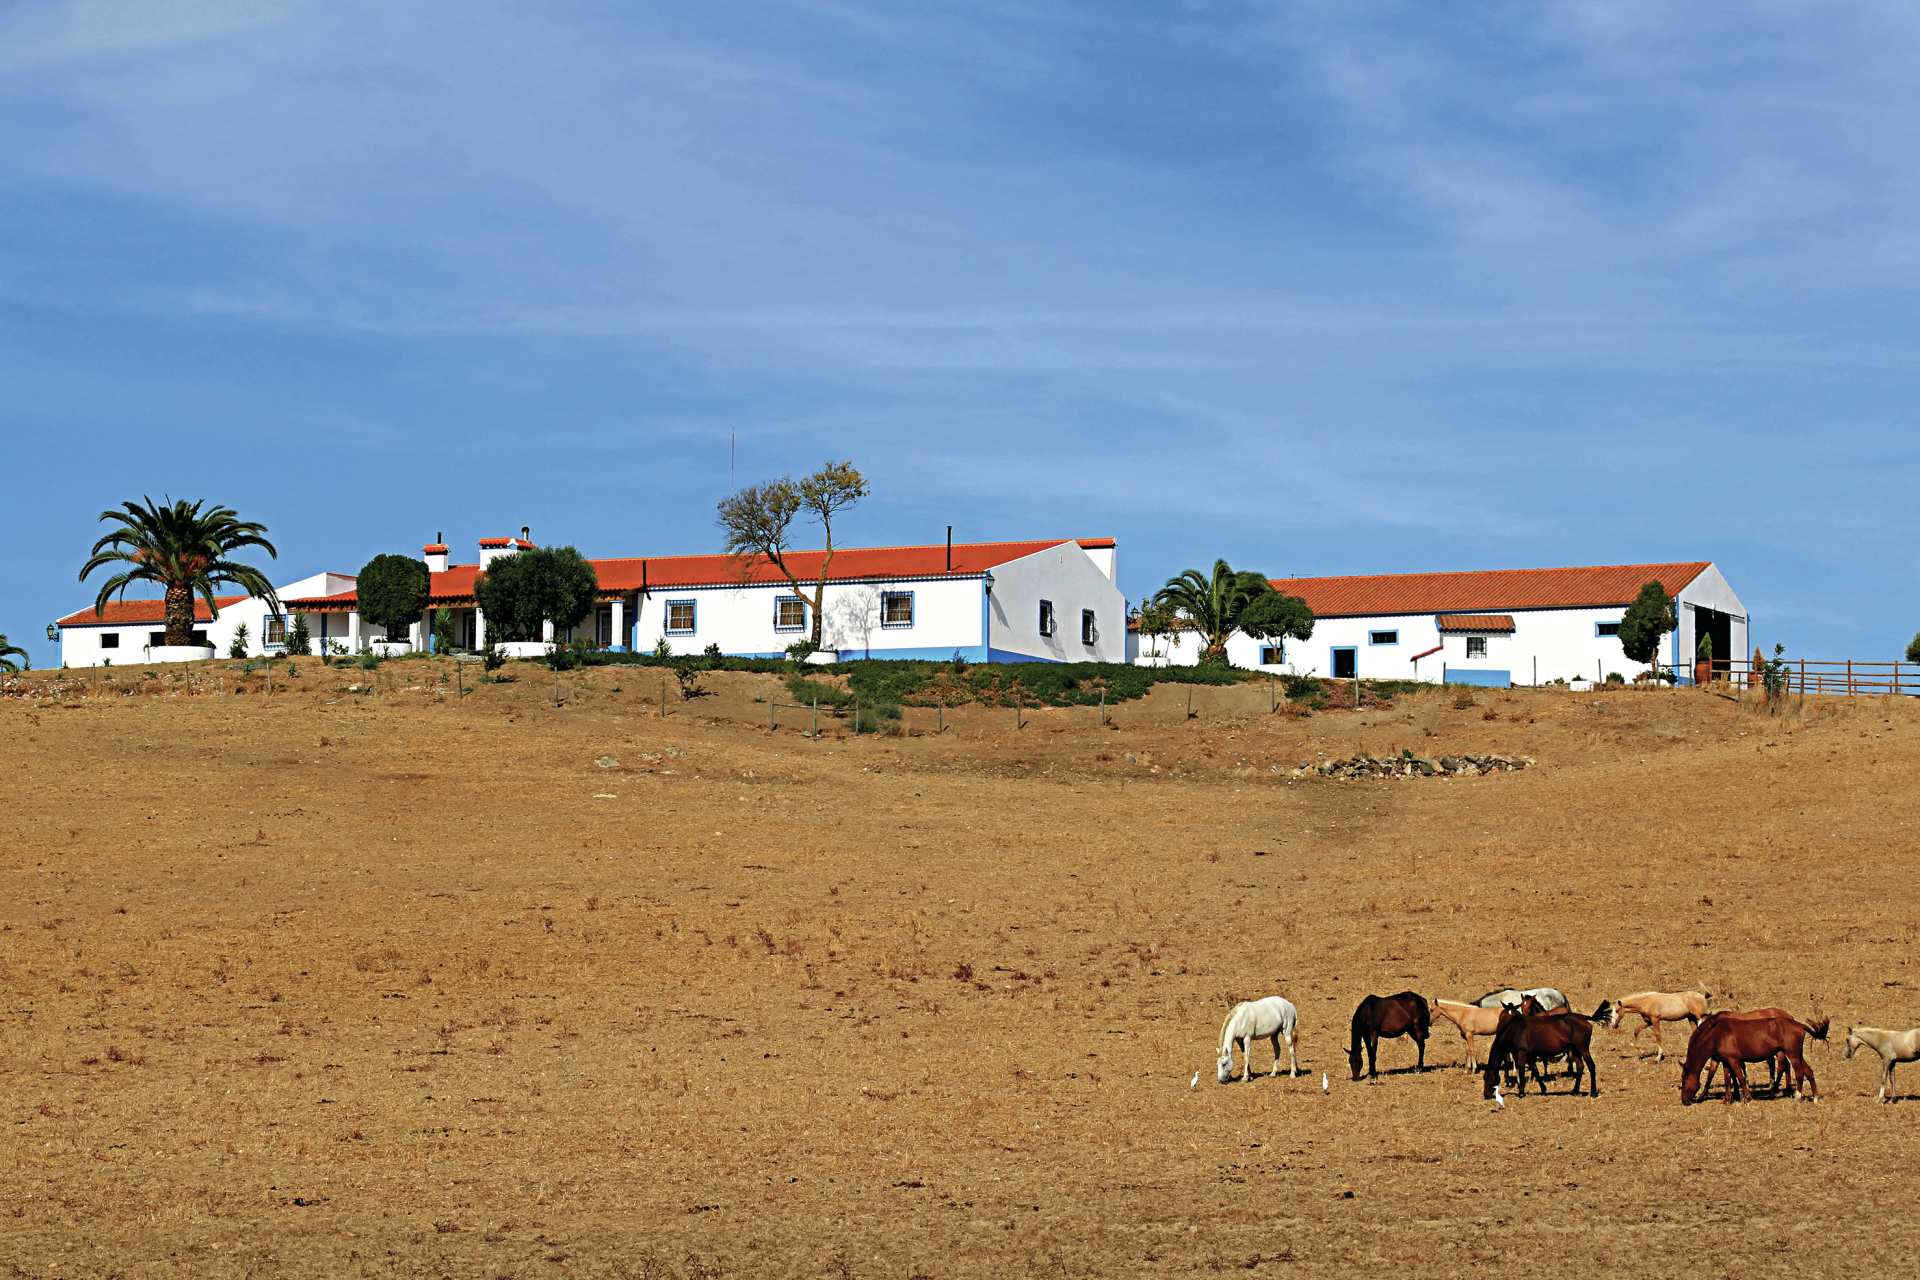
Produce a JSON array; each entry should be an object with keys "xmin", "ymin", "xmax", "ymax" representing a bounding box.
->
[
  {"xmin": 1416, "ymin": 996, "xmax": 1432, "ymax": 1039},
  {"xmin": 1591, "ymin": 1000, "xmax": 1612, "ymax": 1025},
  {"xmin": 1803, "ymin": 1015, "xmax": 1830, "ymax": 1043}
]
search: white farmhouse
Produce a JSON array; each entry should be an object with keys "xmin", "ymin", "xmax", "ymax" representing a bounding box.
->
[
  {"xmin": 54, "ymin": 571, "xmax": 356, "ymax": 667},
  {"xmin": 281, "ymin": 535, "xmax": 1126, "ymax": 664},
  {"xmin": 1131, "ymin": 561, "xmax": 1746, "ymax": 688}
]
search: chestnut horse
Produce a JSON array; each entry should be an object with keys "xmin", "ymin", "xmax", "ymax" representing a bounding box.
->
[
  {"xmin": 1679, "ymin": 1011, "xmax": 1825, "ymax": 1104},
  {"xmin": 1481, "ymin": 1011, "xmax": 1599, "ymax": 1098},
  {"xmin": 1348, "ymin": 992, "xmax": 1430, "ymax": 1080},
  {"xmin": 1690, "ymin": 1009, "xmax": 1828, "ymax": 1099},
  {"xmin": 1608, "ymin": 990, "xmax": 1710, "ymax": 1061}
]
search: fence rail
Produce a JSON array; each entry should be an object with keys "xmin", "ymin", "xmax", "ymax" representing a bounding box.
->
[{"xmin": 1689, "ymin": 657, "xmax": 1916, "ymax": 697}]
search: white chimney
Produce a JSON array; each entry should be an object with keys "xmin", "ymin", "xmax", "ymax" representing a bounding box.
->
[{"xmin": 424, "ymin": 533, "xmax": 449, "ymax": 574}]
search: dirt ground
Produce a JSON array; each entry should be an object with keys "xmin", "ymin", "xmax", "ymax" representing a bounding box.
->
[{"xmin": 4, "ymin": 658, "xmax": 1919, "ymax": 1278}]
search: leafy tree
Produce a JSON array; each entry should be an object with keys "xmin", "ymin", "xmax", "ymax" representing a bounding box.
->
[
  {"xmin": 228, "ymin": 622, "xmax": 251, "ymax": 659},
  {"xmin": 0, "ymin": 635, "xmax": 28, "ymax": 674},
  {"xmin": 1135, "ymin": 596, "xmax": 1180, "ymax": 661},
  {"xmin": 717, "ymin": 460, "xmax": 869, "ymax": 649},
  {"xmin": 1617, "ymin": 579, "xmax": 1678, "ymax": 671},
  {"xmin": 79, "ymin": 497, "xmax": 278, "ymax": 648},
  {"xmin": 1907, "ymin": 633, "xmax": 1920, "ymax": 664},
  {"xmin": 356, "ymin": 554, "xmax": 430, "ymax": 645},
  {"xmin": 472, "ymin": 546, "xmax": 599, "ymax": 643},
  {"xmin": 284, "ymin": 611, "xmax": 312, "ymax": 656},
  {"xmin": 1152, "ymin": 560, "xmax": 1313, "ymax": 664}
]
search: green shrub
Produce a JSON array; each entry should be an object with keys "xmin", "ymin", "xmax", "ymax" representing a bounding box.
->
[
  {"xmin": 284, "ymin": 611, "xmax": 312, "ymax": 656},
  {"xmin": 852, "ymin": 701, "xmax": 901, "ymax": 734},
  {"xmin": 356, "ymin": 650, "xmax": 381, "ymax": 671},
  {"xmin": 481, "ymin": 643, "xmax": 506, "ymax": 672},
  {"xmin": 228, "ymin": 623, "xmax": 250, "ymax": 659},
  {"xmin": 786, "ymin": 674, "xmax": 851, "ymax": 707}
]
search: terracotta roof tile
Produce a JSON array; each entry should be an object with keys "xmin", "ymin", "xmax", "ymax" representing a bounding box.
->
[
  {"xmin": 1269, "ymin": 562, "xmax": 1709, "ymax": 617},
  {"xmin": 1436, "ymin": 614, "xmax": 1515, "ymax": 633},
  {"xmin": 58, "ymin": 595, "xmax": 250, "ymax": 627}
]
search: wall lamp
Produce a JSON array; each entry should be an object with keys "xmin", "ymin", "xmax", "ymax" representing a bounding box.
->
[
  {"xmin": 46, "ymin": 623, "xmax": 58, "ymax": 642},
  {"xmin": 981, "ymin": 571, "xmax": 995, "ymax": 596}
]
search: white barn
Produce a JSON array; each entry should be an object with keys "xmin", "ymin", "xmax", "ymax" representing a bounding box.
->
[
  {"xmin": 54, "ymin": 571, "xmax": 355, "ymax": 667},
  {"xmin": 1131, "ymin": 561, "xmax": 1746, "ymax": 688},
  {"xmin": 282, "ymin": 535, "xmax": 1127, "ymax": 665}
]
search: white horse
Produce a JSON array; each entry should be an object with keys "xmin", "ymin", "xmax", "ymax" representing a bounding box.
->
[
  {"xmin": 1845, "ymin": 1026, "xmax": 1920, "ymax": 1103},
  {"xmin": 1474, "ymin": 987, "xmax": 1568, "ymax": 1012},
  {"xmin": 1217, "ymin": 996, "xmax": 1300, "ymax": 1083}
]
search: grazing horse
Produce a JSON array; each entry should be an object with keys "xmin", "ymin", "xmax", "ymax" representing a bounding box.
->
[
  {"xmin": 1608, "ymin": 991, "xmax": 1710, "ymax": 1061},
  {"xmin": 1430, "ymin": 998, "xmax": 1507, "ymax": 1071},
  {"xmin": 1691, "ymin": 1009, "xmax": 1828, "ymax": 1099},
  {"xmin": 1348, "ymin": 992, "xmax": 1430, "ymax": 1080},
  {"xmin": 1216, "ymin": 996, "xmax": 1300, "ymax": 1083},
  {"xmin": 1499, "ymin": 1002, "xmax": 1612, "ymax": 1085},
  {"xmin": 1679, "ymin": 1012, "xmax": 1825, "ymax": 1104},
  {"xmin": 1844, "ymin": 1026, "xmax": 1920, "ymax": 1103},
  {"xmin": 1475, "ymin": 987, "xmax": 1569, "ymax": 1012},
  {"xmin": 1481, "ymin": 1012, "xmax": 1598, "ymax": 1098}
]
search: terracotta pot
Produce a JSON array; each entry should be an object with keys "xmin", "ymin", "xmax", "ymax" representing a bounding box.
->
[{"xmin": 1694, "ymin": 659, "xmax": 1713, "ymax": 686}]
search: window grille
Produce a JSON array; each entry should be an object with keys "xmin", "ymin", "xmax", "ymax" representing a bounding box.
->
[
  {"xmin": 881, "ymin": 592, "xmax": 914, "ymax": 628},
  {"xmin": 775, "ymin": 597, "xmax": 807, "ymax": 631},
  {"xmin": 1466, "ymin": 636, "xmax": 1488, "ymax": 659},
  {"xmin": 666, "ymin": 601, "xmax": 696, "ymax": 635}
]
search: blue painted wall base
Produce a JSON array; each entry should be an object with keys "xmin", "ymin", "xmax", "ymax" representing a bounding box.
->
[{"xmin": 1445, "ymin": 668, "xmax": 1512, "ymax": 688}]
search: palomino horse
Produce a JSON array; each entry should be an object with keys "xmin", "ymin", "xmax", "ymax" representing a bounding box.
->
[
  {"xmin": 1608, "ymin": 990, "xmax": 1710, "ymax": 1061},
  {"xmin": 1216, "ymin": 996, "xmax": 1300, "ymax": 1083},
  {"xmin": 1429, "ymin": 998, "xmax": 1506, "ymax": 1071},
  {"xmin": 1691, "ymin": 1009, "xmax": 1828, "ymax": 1099},
  {"xmin": 1481, "ymin": 1011, "xmax": 1598, "ymax": 1098},
  {"xmin": 1844, "ymin": 1026, "xmax": 1920, "ymax": 1103},
  {"xmin": 1475, "ymin": 987, "xmax": 1568, "ymax": 1012},
  {"xmin": 1679, "ymin": 1011, "xmax": 1825, "ymax": 1104},
  {"xmin": 1348, "ymin": 992, "xmax": 1430, "ymax": 1081}
]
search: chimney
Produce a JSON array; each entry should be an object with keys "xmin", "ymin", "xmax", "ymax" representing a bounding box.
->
[{"xmin": 423, "ymin": 532, "xmax": 449, "ymax": 574}]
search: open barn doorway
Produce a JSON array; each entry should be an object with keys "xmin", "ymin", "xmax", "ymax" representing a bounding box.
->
[{"xmin": 1693, "ymin": 607, "xmax": 1734, "ymax": 681}]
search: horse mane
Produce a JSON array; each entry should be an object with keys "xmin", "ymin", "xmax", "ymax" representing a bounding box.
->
[{"xmin": 1219, "ymin": 1003, "xmax": 1244, "ymax": 1051}]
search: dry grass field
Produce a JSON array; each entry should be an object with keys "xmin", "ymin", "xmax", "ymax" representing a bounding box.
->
[{"xmin": 5, "ymin": 659, "xmax": 1920, "ymax": 1278}]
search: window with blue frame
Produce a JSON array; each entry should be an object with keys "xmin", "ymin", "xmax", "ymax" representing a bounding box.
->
[
  {"xmin": 1596, "ymin": 621, "xmax": 1622, "ymax": 637},
  {"xmin": 665, "ymin": 600, "xmax": 696, "ymax": 634},
  {"xmin": 1368, "ymin": 630, "xmax": 1398, "ymax": 645},
  {"xmin": 881, "ymin": 592, "xmax": 914, "ymax": 628},
  {"xmin": 265, "ymin": 615, "xmax": 287, "ymax": 647},
  {"xmin": 1331, "ymin": 647, "xmax": 1357, "ymax": 678},
  {"xmin": 774, "ymin": 596, "xmax": 807, "ymax": 631},
  {"xmin": 1258, "ymin": 645, "xmax": 1285, "ymax": 665}
]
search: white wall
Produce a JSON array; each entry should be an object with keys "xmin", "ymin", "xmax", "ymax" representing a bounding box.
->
[
  {"xmin": 983, "ymin": 542, "xmax": 1128, "ymax": 663},
  {"xmin": 1139, "ymin": 605, "xmax": 1687, "ymax": 687},
  {"xmin": 1674, "ymin": 563, "xmax": 1749, "ymax": 678},
  {"xmin": 626, "ymin": 577, "xmax": 987, "ymax": 660}
]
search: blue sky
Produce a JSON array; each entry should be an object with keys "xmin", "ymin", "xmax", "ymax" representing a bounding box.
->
[{"xmin": 4, "ymin": 0, "xmax": 1917, "ymax": 667}]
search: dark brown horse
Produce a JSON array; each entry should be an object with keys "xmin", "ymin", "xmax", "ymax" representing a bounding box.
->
[
  {"xmin": 1348, "ymin": 992, "xmax": 1430, "ymax": 1080},
  {"xmin": 1482, "ymin": 1011, "xmax": 1599, "ymax": 1098},
  {"xmin": 1680, "ymin": 1011, "xmax": 1826, "ymax": 1104},
  {"xmin": 1502, "ymin": 1000, "xmax": 1612, "ymax": 1086}
]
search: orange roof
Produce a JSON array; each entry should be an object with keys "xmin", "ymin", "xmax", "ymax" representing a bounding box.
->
[
  {"xmin": 422, "ymin": 543, "xmax": 448, "ymax": 553},
  {"xmin": 1268, "ymin": 562, "xmax": 1709, "ymax": 617},
  {"xmin": 286, "ymin": 538, "xmax": 1113, "ymax": 610},
  {"xmin": 1436, "ymin": 614, "xmax": 1515, "ymax": 633},
  {"xmin": 58, "ymin": 595, "xmax": 249, "ymax": 626}
]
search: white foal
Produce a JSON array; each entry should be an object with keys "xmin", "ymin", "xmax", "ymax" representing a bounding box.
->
[
  {"xmin": 1845, "ymin": 1026, "xmax": 1920, "ymax": 1103},
  {"xmin": 1217, "ymin": 996, "xmax": 1300, "ymax": 1083}
]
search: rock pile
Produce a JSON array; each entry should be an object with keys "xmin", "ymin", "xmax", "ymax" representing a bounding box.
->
[{"xmin": 1291, "ymin": 753, "xmax": 1533, "ymax": 780}]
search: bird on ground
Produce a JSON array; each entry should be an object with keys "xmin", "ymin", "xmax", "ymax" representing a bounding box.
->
[
  {"xmin": 1190, "ymin": 1071, "xmax": 1199, "ymax": 1090},
  {"xmin": 1321, "ymin": 1073, "xmax": 1329, "ymax": 1094},
  {"xmin": 1494, "ymin": 1085, "xmax": 1505, "ymax": 1110}
]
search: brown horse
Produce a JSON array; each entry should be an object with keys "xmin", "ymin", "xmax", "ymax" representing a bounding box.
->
[
  {"xmin": 1348, "ymin": 992, "xmax": 1430, "ymax": 1080},
  {"xmin": 1679, "ymin": 1011, "xmax": 1826, "ymax": 1104},
  {"xmin": 1482, "ymin": 1011, "xmax": 1599, "ymax": 1098},
  {"xmin": 1689, "ymin": 1009, "xmax": 1828, "ymax": 1099}
]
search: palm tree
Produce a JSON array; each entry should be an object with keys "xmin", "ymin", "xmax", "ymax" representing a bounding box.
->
[
  {"xmin": 1154, "ymin": 559, "xmax": 1316, "ymax": 665},
  {"xmin": 0, "ymin": 635, "xmax": 28, "ymax": 674},
  {"xmin": 1153, "ymin": 559, "xmax": 1275, "ymax": 664},
  {"xmin": 79, "ymin": 498, "xmax": 279, "ymax": 648}
]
